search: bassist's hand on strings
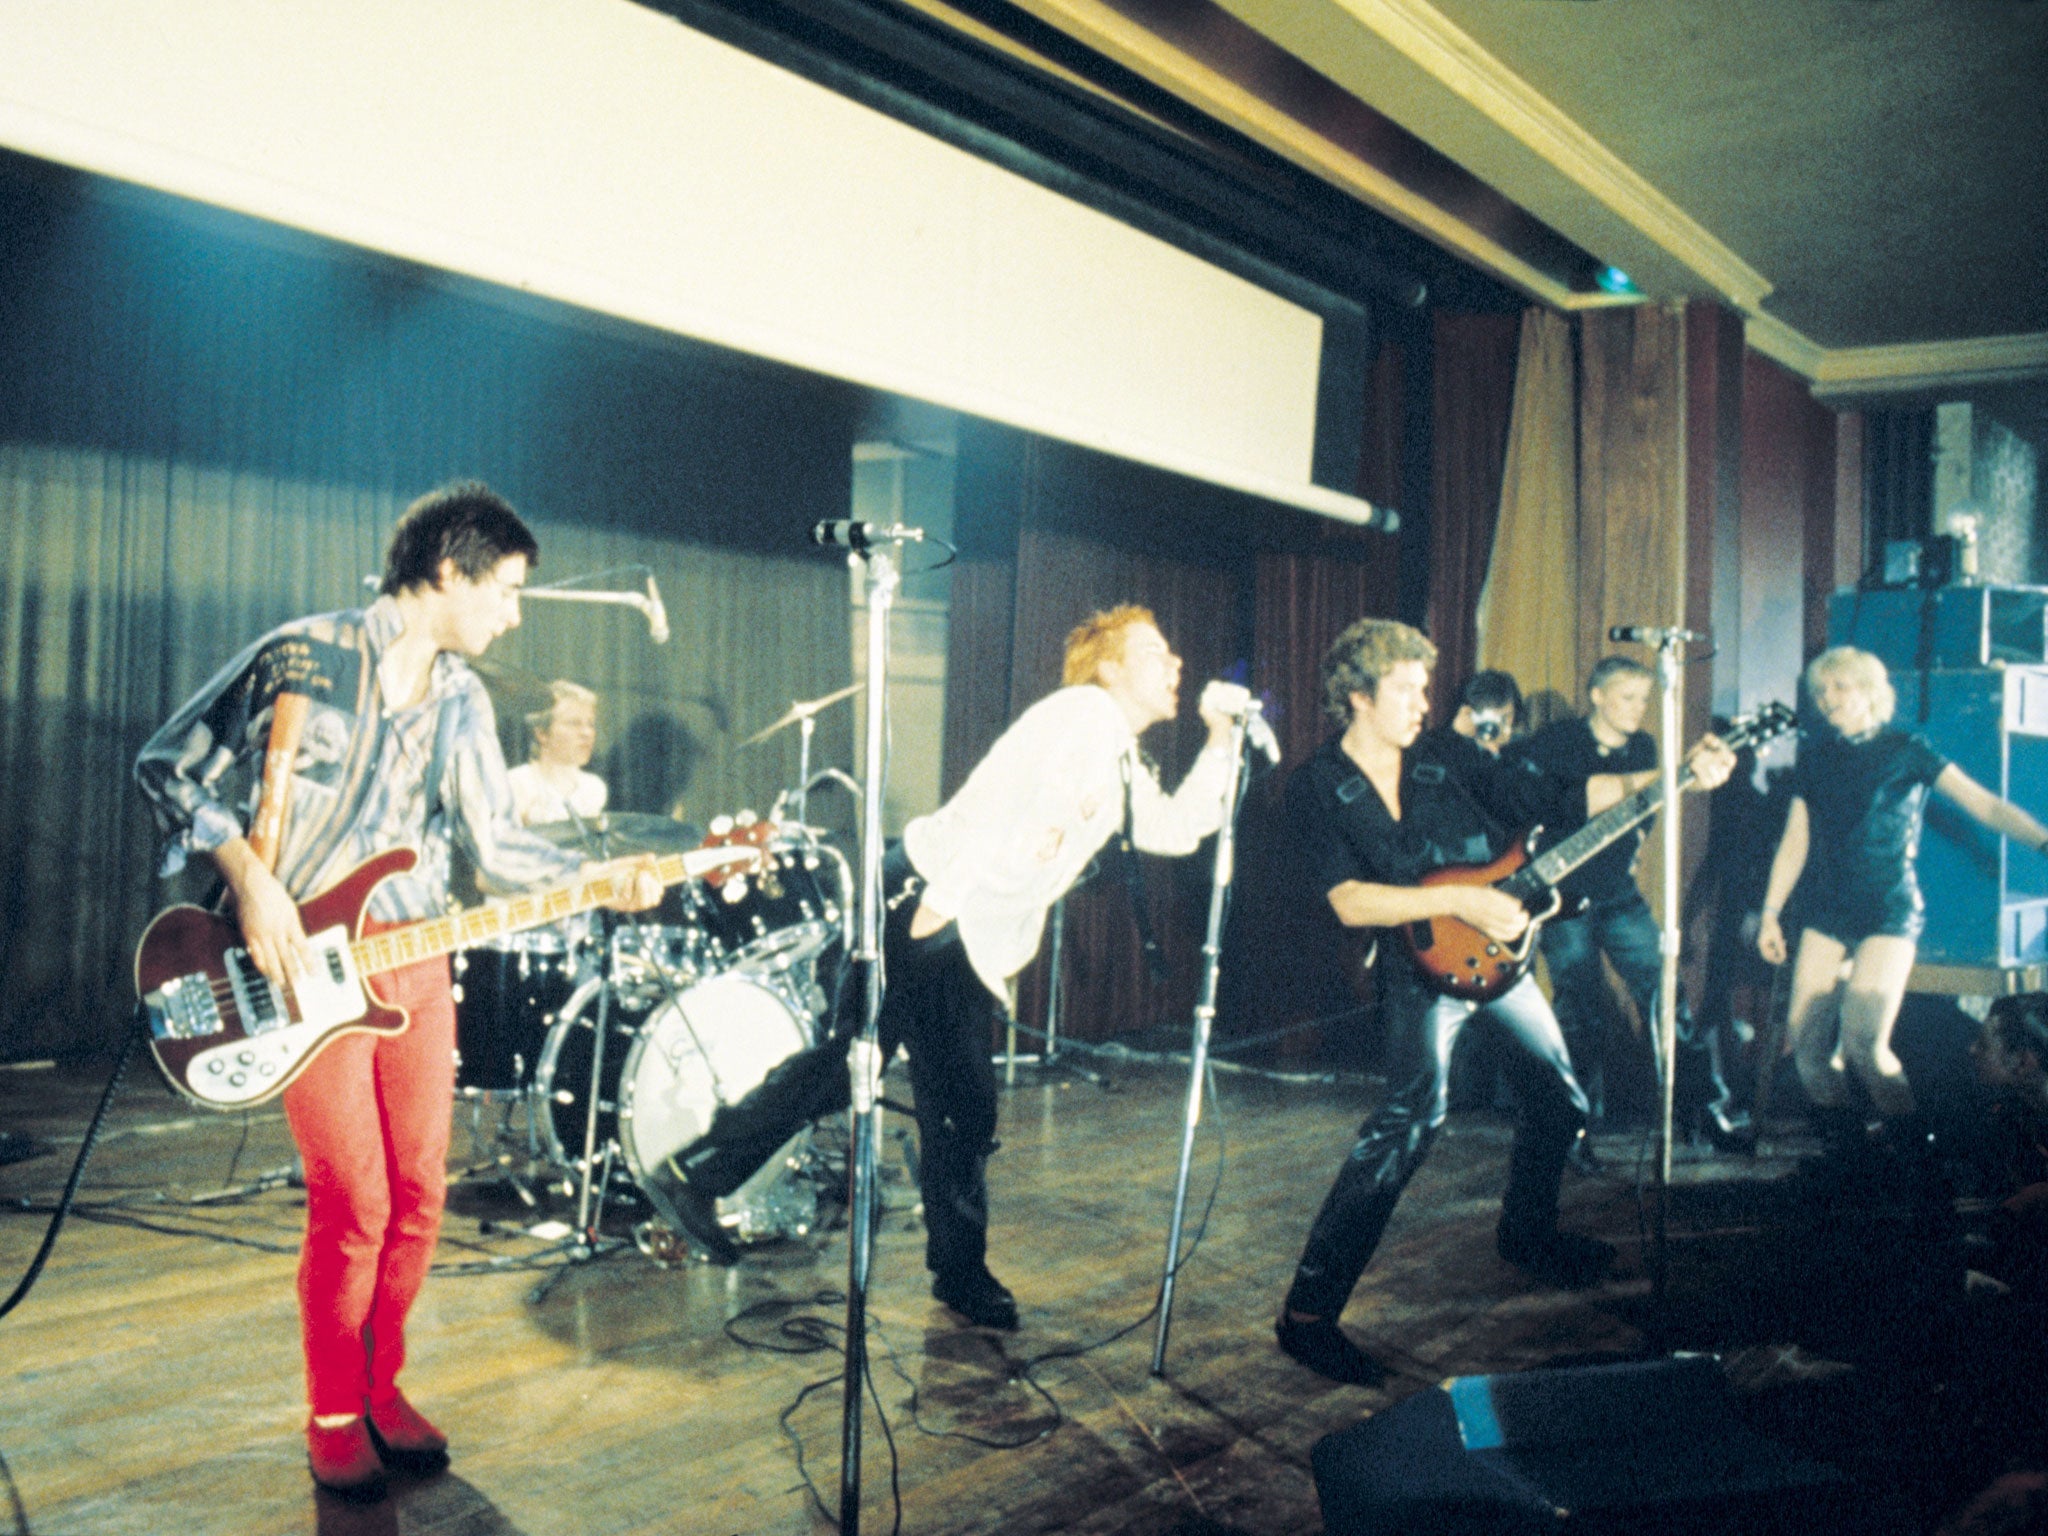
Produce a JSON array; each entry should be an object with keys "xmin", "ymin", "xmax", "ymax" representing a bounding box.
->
[{"xmin": 214, "ymin": 837, "xmax": 311, "ymax": 985}]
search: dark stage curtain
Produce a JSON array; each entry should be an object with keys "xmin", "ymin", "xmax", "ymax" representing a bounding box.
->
[
  {"xmin": 1424, "ymin": 311, "xmax": 1520, "ymax": 715},
  {"xmin": 0, "ymin": 156, "xmax": 858, "ymax": 1060}
]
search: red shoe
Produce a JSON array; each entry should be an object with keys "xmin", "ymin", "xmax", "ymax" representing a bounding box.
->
[
  {"xmin": 306, "ymin": 1417, "xmax": 386, "ymax": 1502},
  {"xmin": 365, "ymin": 1391, "xmax": 451, "ymax": 1475}
]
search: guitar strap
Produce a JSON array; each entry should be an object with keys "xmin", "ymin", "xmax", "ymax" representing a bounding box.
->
[{"xmin": 247, "ymin": 693, "xmax": 311, "ymax": 872}]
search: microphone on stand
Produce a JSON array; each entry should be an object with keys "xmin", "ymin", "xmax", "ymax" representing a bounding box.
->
[
  {"xmin": 1242, "ymin": 704, "xmax": 1282, "ymax": 766},
  {"xmin": 1608, "ymin": 625, "xmax": 1708, "ymax": 645},
  {"xmin": 644, "ymin": 575, "xmax": 670, "ymax": 644},
  {"xmin": 1201, "ymin": 681, "xmax": 1282, "ymax": 765},
  {"xmin": 811, "ymin": 520, "xmax": 926, "ymax": 551}
]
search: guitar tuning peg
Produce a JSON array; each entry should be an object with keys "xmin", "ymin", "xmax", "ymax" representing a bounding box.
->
[{"xmin": 709, "ymin": 814, "xmax": 734, "ymax": 838}]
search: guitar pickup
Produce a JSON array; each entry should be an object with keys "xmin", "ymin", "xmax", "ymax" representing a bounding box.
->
[
  {"xmin": 225, "ymin": 947, "xmax": 286, "ymax": 1035},
  {"xmin": 145, "ymin": 973, "xmax": 224, "ymax": 1041}
]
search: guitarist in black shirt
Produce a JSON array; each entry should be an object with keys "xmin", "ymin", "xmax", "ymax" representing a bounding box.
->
[
  {"xmin": 1515, "ymin": 657, "xmax": 1747, "ymax": 1152},
  {"xmin": 1275, "ymin": 621, "xmax": 1631, "ymax": 1386}
]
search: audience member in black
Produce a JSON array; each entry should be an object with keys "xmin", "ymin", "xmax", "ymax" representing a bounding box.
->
[
  {"xmin": 1273, "ymin": 620, "xmax": 1623, "ymax": 1388},
  {"xmin": 1759, "ymin": 647, "xmax": 2048, "ymax": 1177},
  {"xmin": 1968, "ymin": 994, "xmax": 2048, "ymax": 1301},
  {"xmin": 1514, "ymin": 658, "xmax": 1744, "ymax": 1151},
  {"xmin": 1440, "ymin": 668, "xmax": 1526, "ymax": 1113}
]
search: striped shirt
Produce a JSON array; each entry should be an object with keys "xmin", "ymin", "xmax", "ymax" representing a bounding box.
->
[{"xmin": 136, "ymin": 597, "xmax": 582, "ymax": 922}]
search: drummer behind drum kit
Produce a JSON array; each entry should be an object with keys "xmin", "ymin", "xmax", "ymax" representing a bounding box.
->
[{"xmin": 452, "ymin": 809, "xmax": 853, "ymax": 1254}]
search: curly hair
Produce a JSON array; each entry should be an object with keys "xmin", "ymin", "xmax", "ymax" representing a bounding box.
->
[
  {"xmin": 1322, "ymin": 618, "xmax": 1436, "ymax": 726},
  {"xmin": 380, "ymin": 481, "xmax": 539, "ymax": 596},
  {"xmin": 1805, "ymin": 645, "xmax": 1896, "ymax": 728},
  {"xmin": 1063, "ymin": 605, "xmax": 1158, "ymax": 687}
]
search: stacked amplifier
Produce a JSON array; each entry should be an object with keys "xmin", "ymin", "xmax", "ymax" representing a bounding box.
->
[{"xmin": 1828, "ymin": 584, "xmax": 2048, "ymax": 969}]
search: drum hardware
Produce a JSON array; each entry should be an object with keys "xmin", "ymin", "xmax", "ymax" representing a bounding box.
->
[
  {"xmin": 449, "ymin": 810, "xmax": 850, "ymax": 1268},
  {"xmin": 738, "ymin": 680, "xmax": 863, "ymax": 827}
]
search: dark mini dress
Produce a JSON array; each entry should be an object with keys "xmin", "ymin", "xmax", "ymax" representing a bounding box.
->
[{"xmin": 1788, "ymin": 725, "xmax": 1949, "ymax": 945}]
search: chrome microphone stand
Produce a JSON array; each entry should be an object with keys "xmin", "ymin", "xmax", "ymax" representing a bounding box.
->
[
  {"xmin": 1632, "ymin": 625, "xmax": 1699, "ymax": 1320},
  {"xmin": 833, "ymin": 525, "xmax": 914, "ymax": 1536},
  {"xmin": 1150, "ymin": 707, "xmax": 1259, "ymax": 1376}
]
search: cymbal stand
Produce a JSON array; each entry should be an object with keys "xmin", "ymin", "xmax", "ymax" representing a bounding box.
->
[
  {"xmin": 795, "ymin": 710, "xmax": 816, "ymax": 825},
  {"xmin": 570, "ymin": 916, "xmax": 620, "ymax": 1243},
  {"xmin": 1150, "ymin": 708, "xmax": 1257, "ymax": 1376}
]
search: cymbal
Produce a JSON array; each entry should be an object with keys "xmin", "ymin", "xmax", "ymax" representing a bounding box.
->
[
  {"xmin": 469, "ymin": 657, "xmax": 557, "ymax": 717},
  {"xmin": 523, "ymin": 812, "xmax": 702, "ymax": 857},
  {"xmin": 739, "ymin": 681, "xmax": 864, "ymax": 747}
]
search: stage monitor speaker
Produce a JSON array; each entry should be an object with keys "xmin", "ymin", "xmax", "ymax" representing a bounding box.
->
[{"xmin": 1311, "ymin": 1355, "xmax": 1864, "ymax": 1536}]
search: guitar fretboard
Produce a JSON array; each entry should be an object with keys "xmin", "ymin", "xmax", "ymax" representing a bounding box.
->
[{"xmin": 348, "ymin": 849, "xmax": 715, "ymax": 976}]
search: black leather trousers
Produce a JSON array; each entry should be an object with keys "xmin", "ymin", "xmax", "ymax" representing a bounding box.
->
[
  {"xmin": 672, "ymin": 845, "xmax": 1002, "ymax": 1282},
  {"xmin": 1283, "ymin": 974, "xmax": 1589, "ymax": 1319}
]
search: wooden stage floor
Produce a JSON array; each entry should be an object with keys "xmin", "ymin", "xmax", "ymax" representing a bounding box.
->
[{"xmin": 0, "ymin": 1050, "xmax": 1979, "ymax": 1535}]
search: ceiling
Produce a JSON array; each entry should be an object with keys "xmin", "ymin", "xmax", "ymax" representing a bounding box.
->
[{"xmin": 936, "ymin": 0, "xmax": 2048, "ymax": 437}]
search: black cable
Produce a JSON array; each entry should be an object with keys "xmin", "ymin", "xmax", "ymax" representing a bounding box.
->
[
  {"xmin": 0, "ymin": 1445, "xmax": 27, "ymax": 1536},
  {"xmin": 0, "ymin": 1007, "xmax": 147, "ymax": 1324},
  {"xmin": 726, "ymin": 1289, "xmax": 908, "ymax": 1534}
]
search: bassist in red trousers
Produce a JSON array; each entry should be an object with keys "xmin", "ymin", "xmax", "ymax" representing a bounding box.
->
[
  {"xmin": 1274, "ymin": 619, "xmax": 1732, "ymax": 1387},
  {"xmin": 135, "ymin": 484, "xmax": 658, "ymax": 1501}
]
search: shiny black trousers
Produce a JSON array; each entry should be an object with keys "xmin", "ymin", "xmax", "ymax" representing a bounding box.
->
[{"xmin": 1283, "ymin": 974, "xmax": 1590, "ymax": 1319}]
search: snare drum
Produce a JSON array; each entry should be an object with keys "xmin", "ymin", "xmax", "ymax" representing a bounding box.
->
[
  {"xmin": 452, "ymin": 940, "xmax": 581, "ymax": 1094},
  {"xmin": 531, "ymin": 970, "xmax": 820, "ymax": 1244},
  {"xmin": 698, "ymin": 826, "xmax": 849, "ymax": 974}
]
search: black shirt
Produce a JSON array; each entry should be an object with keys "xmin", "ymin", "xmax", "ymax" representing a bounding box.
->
[
  {"xmin": 1789, "ymin": 726, "xmax": 1948, "ymax": 913},
  {"xmin": 1287, "ymin": 726, "xmax": 1560, "ymax": 988},
  {"xmin": 1514, "ymin": 717, "xmax": 1657, "ymax": 904}
]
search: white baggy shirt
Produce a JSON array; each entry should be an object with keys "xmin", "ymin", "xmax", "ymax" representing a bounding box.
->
[{"xmin": 902, "ymin": 685, "xmax": 1234, "ymax": 1005}]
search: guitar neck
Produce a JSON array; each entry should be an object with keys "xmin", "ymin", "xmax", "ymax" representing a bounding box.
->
[
  {"xmin": 346, "ymin": 850, "xmax": 704, "ymax": 977},
  {"xmin": 1527, "ymin": 764, "xmax": 1698, "ymax": 890}
]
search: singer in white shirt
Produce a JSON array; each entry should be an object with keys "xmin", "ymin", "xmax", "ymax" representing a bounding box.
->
[
  {"xmin": 507, "ymin": 680, "xmax": 608, "ymax": 826},
  {"xmin": 648, "ymin": 606, "xmax": 1249, "ymax": 1328}
]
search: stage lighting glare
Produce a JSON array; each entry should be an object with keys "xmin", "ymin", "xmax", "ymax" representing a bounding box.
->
[{"xmin": 1595, "ymin": 266, "xmax": 1640, "ymax": 296}]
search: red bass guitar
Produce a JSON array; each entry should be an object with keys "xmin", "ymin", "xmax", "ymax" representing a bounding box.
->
[{"xmin": 135, "ymin": 842, "xmax": 758, "ymax": 1109}]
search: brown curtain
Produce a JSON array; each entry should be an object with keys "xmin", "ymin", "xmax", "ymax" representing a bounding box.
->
[
  {"xmin": 1477, "ymin": 307, "xmax": 1580, "ymax": 728},
  {"xmin": 1425, "ymin": 312, "xmax": 1521, "ymax": 716}
]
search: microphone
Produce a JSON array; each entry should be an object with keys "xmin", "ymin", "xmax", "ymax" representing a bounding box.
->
[
  {"xmin": 1243, "ymin": 705, "xmax": 1282, "ymax": 766},
  {"xmin": 644, "ymin": 575, "xmax": 669, "ymax": 645},
  {"xmin": 1202, "ymin": 681, "xmax": 1282, "ymax": 765},
  {"xmin": 811, "ymin": 521, "xmax": 926, "ymax": 551},
  {"xmin": 1608, "ymin": 625, "xmax": 1708, "ymax": 645}
]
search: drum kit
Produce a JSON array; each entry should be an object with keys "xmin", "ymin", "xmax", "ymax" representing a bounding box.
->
[{"xmin": 451, "ymin": 688, "xmax": 860, "ymax": 1260}]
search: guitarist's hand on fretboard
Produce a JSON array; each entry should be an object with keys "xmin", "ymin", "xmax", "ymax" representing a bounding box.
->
[
  {"xmin": 587, "ymin": 853, "xmax": 666, "ymax": 913},
  {"xmin": 1686, "ymin": 733, "xmax": 1739, "ymax": 792}
]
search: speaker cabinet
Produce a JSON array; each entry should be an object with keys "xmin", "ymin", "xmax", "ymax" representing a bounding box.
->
[{"xmin": 1311, "ymin": 1356, "xmax": 1864, "ymax": 1535}]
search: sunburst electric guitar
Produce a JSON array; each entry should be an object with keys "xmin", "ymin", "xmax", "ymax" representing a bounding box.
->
[
  {"xmin": 135, "ymin": 842, "xmax": 760, "ymax": 1109},
  {"xmin": 1404, "ymin": 702, "xmax": 1793, "ymax": 1002}
]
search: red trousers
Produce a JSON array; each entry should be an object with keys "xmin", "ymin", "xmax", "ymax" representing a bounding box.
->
[{"xmin": 281, "ymin": 942, "xmax": 454, "ymax": 1417}]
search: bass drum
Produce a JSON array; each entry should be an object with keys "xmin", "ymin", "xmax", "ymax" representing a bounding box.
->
[
  {"xmin": 531, "ymin": 971, "xmax": 819, "ymax": 1244},
  {"xmin": 618, "ymin": 971, "xmax": 820, "ymax": 1246}
]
